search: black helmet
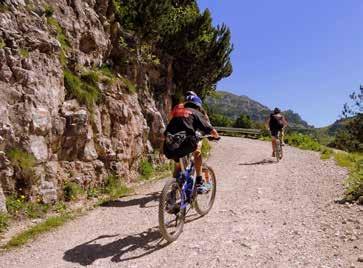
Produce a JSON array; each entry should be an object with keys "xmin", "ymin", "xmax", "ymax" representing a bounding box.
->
[{"xmin": 273, "ymin": 107, "xmax": 281, "ymax": 114}]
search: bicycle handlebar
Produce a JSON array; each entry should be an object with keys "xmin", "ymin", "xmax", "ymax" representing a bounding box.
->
[{"xmin": 199, "ymin": 135, "xmax": 221, "ymax": 141}]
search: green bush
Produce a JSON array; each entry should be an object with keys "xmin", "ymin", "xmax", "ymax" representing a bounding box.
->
[
  {"xmin": 284, "ymin": 133, "xmax": 321, "ymax": 151},
  {"xmin": 6, "ymin": 149, "xmax": 36, "ymax": 179},
  {"xmin": 139, "ymin": 160, "xmax": 154, "ymax": 180},
  {"xmin": 19, "ymin": 48, "xmax": 29, "ymax": 58},
  {"xmin": 0, "ymin": 37, "xmax": 5, "ymax": 49},
  {"xmin": 44, "ymin": 4, "xmax": 54, "ymax": 17},
  {"xmin": 121, "ymin": 77, "xmax": 137, "ymax": 93},
  {"xmin": 334, "ymin": 153, "xmax": 363, "ymax": 201},
  {"xmin": 320, "ymin": 147, "xmax": 334, "ymax": 160},
  {"xmin": 4, "ymin": 213, "xmax": 73, "ymax": 249},
  {"xmin": 201, "ymin": 138, "xmax": 211, "ymax": 158},
  {"xmin": 0, "ymin": 213, "xmax": 10, "ymax": 233},
  {"xmin": 63, "ymin": 182, "xmax": 84, "ymax": 201},
  {"xmin": 102, "ymin": 175, "xmax": 131, "ymax": 199},
  {"xmin": 64, "ymin": 70, "xmax": 101, "ymax": 109},
  {"xmin": 6, "ymin": 195, "xmax": 49, "ymax": 219},
  {"xmin": 47, "ymin": 17, "xmax": 70, "ymax": 67}
]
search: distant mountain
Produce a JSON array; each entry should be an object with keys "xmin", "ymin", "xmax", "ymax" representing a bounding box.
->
[{"xmin": 205, "ymin": 91, "xmax": 312, "ymax": 128}]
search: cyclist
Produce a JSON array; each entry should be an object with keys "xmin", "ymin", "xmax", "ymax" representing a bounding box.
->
[
  {"xmin": 266, "ymin": 108, "xmax": 288, "ymax": 157},
  {"xmin": 163, "ymin": 93, "xmax": 219, "ymax": 193}
]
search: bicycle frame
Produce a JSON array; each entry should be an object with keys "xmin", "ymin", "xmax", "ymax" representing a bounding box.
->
[{"xmin": 177, "ymin": 154, "xmax": 196, "ymax": 210}]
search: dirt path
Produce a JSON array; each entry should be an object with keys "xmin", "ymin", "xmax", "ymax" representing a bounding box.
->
[{"xmin": 0, "ymin": 137, "xmax": 362, "ymax": 268}]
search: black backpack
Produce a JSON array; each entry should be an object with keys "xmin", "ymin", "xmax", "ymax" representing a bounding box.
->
[{"xmin": 269, "ymin": 113, "xmax": 284, "ymax": 130}]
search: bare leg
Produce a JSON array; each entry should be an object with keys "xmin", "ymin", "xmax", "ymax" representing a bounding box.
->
[
  {"xmin": 173, "ymin": 162, "xmax": 181, "ymax": 178},
  {"xmin": 194, "ymin": 150, "xmax": 202, "ymax": 177},
  {"xmin": 271, "ymin": 136, "xmax": 277, "ymax": 155}
]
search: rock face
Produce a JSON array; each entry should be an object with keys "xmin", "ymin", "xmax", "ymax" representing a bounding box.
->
[{"xmin": 0, "ymin": 1, "xmax": 170, "ymax": 203}]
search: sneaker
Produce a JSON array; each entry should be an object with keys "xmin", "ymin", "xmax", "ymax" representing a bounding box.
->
[{"xmin": 197, "ymin": 182, "xmax": 211, "ymax": 194}]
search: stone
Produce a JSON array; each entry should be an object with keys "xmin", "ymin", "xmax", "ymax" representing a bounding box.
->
[
  {"xmin": 0, "ymin": 184, "xmax": 7, "ymax": 213},
  {"xmin": 358, "ymin": 256, "xmax": 363, "ymax": 262},
  {"xmin": 28, "ymin": 135, "xmax": 48, "ymax": 162},
  {"xmin": 358, "ymin": 196, "xmax": 363, "ymax": 205},
  {"xmin": 30, "ymin": 107, "xmax": 51, "ymax": 135}
]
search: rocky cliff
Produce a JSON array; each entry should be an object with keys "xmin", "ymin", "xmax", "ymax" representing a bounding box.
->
[{"xmin": 0, "ymin": 0, "xmax": 174, "ymax": 210}]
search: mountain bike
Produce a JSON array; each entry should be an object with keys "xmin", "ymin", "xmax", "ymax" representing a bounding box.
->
[
  {"xmin": 158, "ymin": 135, "xmax": 219, "ymax": 243},
  {"xmin": 274, "ymin": 131, "xmax": 283, "ymax": 162}
]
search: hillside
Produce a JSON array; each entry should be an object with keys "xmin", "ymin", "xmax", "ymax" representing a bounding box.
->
[{"xmin": 205, "ymin": 91, "xmax": 311, "ymax": 128}]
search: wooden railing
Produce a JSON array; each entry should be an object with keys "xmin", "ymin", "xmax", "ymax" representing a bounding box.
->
[{"xmin": 214, "ymin": 126, "xmax": 262, "ymax": 139}]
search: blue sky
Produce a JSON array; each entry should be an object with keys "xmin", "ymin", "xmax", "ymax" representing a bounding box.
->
[{"xmin": 197, "ymin": 0, "xmax": 363, "ymax": 127}]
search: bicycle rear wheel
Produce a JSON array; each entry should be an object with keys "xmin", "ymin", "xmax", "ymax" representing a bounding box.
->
[
  {"xmin": 195, "ymin": 164, "xmax": 217, "ymax": 216},
  {"xmin": 275, "ymin": 139, "xmax": 281, "ymax": 162},
  {"xmin": 159, "ymin": 178, "xmax": 185, "ymax": 243}
]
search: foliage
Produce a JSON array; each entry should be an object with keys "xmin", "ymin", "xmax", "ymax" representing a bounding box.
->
[
  {"xmin": 44, "ymin": 4, "xmax": 54, "ymax": 17},
  {"xmin": 121, "ymin": 76, "xmax": 137, "ymax": 93},
  {"xmin": 6, "ymin": 195, "xmax": 49, "ymax": 219},
  {"xmin": 334, "ymin": 153, "xmax": 363, "ymax": 201},
  {"xmin": 64, "ymin": 69, "xmax": 101, "ymax": 109},
  {"xmin": 332, "ymin": 88, "xmax": 363, "ymax": 152},
  {"xmin": 201, "ymin": 138, "xmax": 211, "ymax": 158},
  {"xmin": 4, "ymin": 213, "xmax": 73, "ymax": 249},
  {"xmin": 234, "ymin": 114, "xmax": 253, "ymax": 129},
  {"xmin": 0, "ymin": 37, "xmax": 5, "ymax": 49},
  {"xmin": 19, "ymin": 48, "xmax": 29, "ymax": 58},
  {"xmin": 284, "ymin": 133, "xmax": 321, "ymax": 151},
  {"xmin": 320, "ymin": 147, "xmax": 334, "ymax": 160},
  {"xmin": 112, "ymin": 0, "xmax": 233, "ymax": 97},
  {"xmin": 139, "ymin": 160, "xmax": 154, "ymax": 180},
  {"xmin": 102, "ymin": 175, "xmax": 131, "ymax": 199},
  {"xmin": 0, "ymin": 3, "xmax": 10, "ymax": 12},
  {"xmin": 63, "ymin": 182, "xmax": 84, "ymax": 201},
  {"xmin": 209, "ymin": 113, "xmax": 233, "ymax": 127},
  {"xmin": 47, "ymin": 17, "xmax": 70, "ymax": 67},
  {"xmin": 7, "ymin": 149, "xmax": 36, "ymax": 180},
  {"xmin": 0, "ymin": 213, "xmax": 10, "ymax": 234}
]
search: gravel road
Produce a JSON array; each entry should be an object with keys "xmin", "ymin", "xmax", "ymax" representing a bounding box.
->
[{"xmin": 0, "ymin": 137, "xmax": 362, "ymax": 268}]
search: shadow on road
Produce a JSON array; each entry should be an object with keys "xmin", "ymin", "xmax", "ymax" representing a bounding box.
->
[
  {"xmin": 63, "ymin": 228, "xmax": 165, "ymax": 265},
  {"xmin": 101, "ymin": 192, "xmax": 160, "ymax": 209},
  {"xmin": 239, "ymin": 159, "xmax": 275, "ymax": 165},
  {"xmin": 63, "ymin": 212, "xmax": 204, "ymax": 265}
]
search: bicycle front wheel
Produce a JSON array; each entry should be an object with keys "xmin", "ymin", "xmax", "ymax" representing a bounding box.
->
[
  {"xmin": 275, "ymin": 139, "xmax": 281, "ymax": 162},
  {"xmin": 195, "ymin": 164, "xmax": 217, "ymax": 216},
  {"xmin": 159, "ymin": 178, "xmax": 185, "ymax": 243}
]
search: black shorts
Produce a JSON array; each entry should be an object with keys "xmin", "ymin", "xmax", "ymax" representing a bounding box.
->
[
  {"xmin": 270, "ymin": 129, "xmax": 281, "ymax": 138},
  {"xmin": 163, "ymin": 134, "xmax": 198, "ymax": 162}
]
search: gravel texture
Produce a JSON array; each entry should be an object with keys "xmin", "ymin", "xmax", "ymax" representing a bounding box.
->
[{"xmin": 0, "ymin": 137, "xmax": 362, "ymax": 268}]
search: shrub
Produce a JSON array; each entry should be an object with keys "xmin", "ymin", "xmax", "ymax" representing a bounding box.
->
[
  {"xmin": 19, "ymin": 48, "xmax": 29, "ymax": 58},
  {"xmin": 44, "ymin": 4, "xmax": 54, "ymax": 17},
  {"xmin": 0, "ymin": 37, "xmax": 5, "ymax": 49},
  {"xmin": 121, "ymin": 77, "xmax": 137, "ymax": 93},
  {"xmin": 284, "ymin": 133, "xmax": 321, "ymax": 151},
  {"xmin": 102, "ymin": 175, "xmax": 131, "ymax": 199},
  {"xmin": 139, "ymin": 159, "xmax": 154, "ymax": 180},
  {"xmin": 6, "ymin": 195, "xmax": 27, "ymax": 217},
  {"xmin": 7, "ymin": 148, "xmax": 36, "ymax": 178},
  {"xmin": 334, "ymin": 153, "xmax": 363, "ymax": 201},
  {"xmin": 0, "ymin": 213, "xmax": 10, "ymax": 233},
  {"xmin": 64, "ymin": 70, "xmax": 101, "ymax": 109},
  {"xmin": 320, "ymin": 147, "xmax": 334, "ymax": 160},
  {"xmin": 63, "ymin": 182, "xmax": 84, "ymax": 201},
  {"xmin": 201, "ymin": 139, "xmax": 211, "ymax": 158}
]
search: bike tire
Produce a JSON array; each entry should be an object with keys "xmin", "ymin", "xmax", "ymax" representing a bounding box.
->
[
  {"xmin": 275, "ymin": 140, "xmax": 280, "ymax": 162},
  {"xmin": 158, "ymin": 178, "xmax": 185, "ymax": 243},
  {"xmin": 195, "ymin": 164, "xmax": 217, "ymax": 216}
]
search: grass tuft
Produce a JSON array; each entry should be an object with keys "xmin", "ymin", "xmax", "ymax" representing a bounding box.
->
[
  {"xmin": 139, "ymin": 160, "xmax": 154, "ymax": 180},
  {"xmin": 121, "ymin": 77, "xmax": 137, "ymax": 93},
  {"xmin": 102, "ymin": 175, "xmax": 132, "ymax": 199},
  {"xmin": 4, "ymin": 213, "xmax": 73, "ymax": 249},
  {"xmin": 320, "ymin": 147, "xmax": 334, "ymax": 160},
  {"xmin": 19, "ymin": 48, "xmax": 29, "ymax": 58},
  {"xmin": 64, "ymin": 69, "xmax": 101, "ymax": 109},
  {"xmin": 44, "ymin": 4, "xmax": 54, "ymax": 17},
  {"xmin": 0, "ymin": 213, "xmax": 10, "ymax": 234},
  {"xmin": 63, "ymin": 182, "xmax": 84, "ymax": 202},
  {"xmin": 0, "ymin": 37, "xmax": 5, "ymax": 49},
  {"xmin": 6, "ymin": 148, "xmax": 36, "ymax": 177}
]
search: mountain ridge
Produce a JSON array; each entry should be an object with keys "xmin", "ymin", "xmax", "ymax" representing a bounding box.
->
[{"xmin": 205, "ymin": 90, "xmax": 312, "ymax": 128}]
